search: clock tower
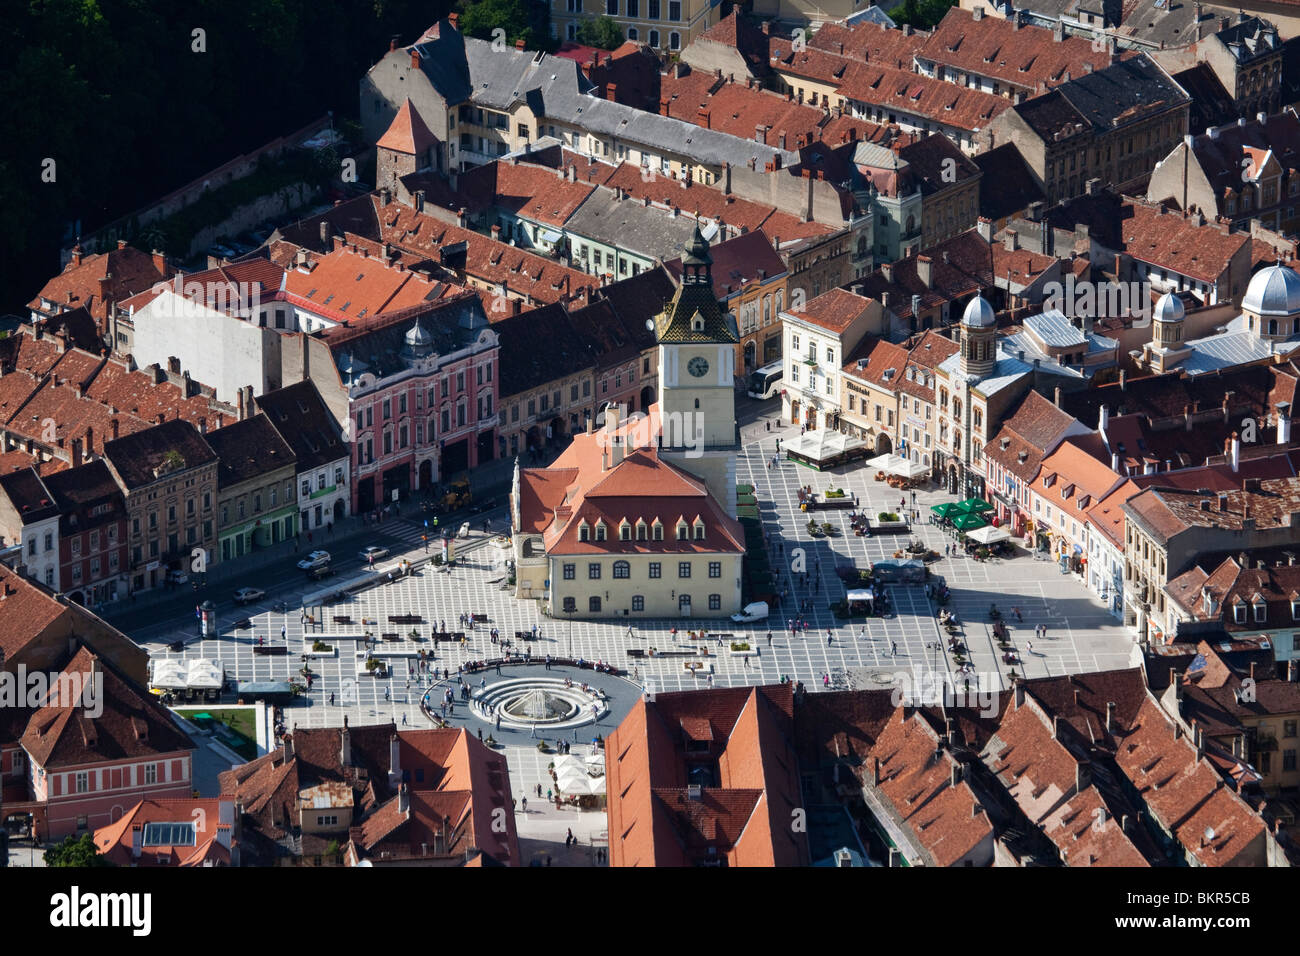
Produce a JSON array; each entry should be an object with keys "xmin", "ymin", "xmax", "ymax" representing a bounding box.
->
[{"xmin": 654, "ymin": 226, "xmax": 740, "ymax": 514}]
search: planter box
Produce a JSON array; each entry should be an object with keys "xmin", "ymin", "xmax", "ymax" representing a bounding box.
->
[
  {"xmin": 869, "ymin": 519, "xmax": 909, "ymax": 533},
  {"xmin": 728, "ymin": 647, "xmax": 760, "ymax": 657},
  {"xmin": 302, "ymin": 642, "xmax": 337, "ymax": 658},
  {"xmin": 806, "ymin": 498, "xmax": 855, "ymax": 511}
]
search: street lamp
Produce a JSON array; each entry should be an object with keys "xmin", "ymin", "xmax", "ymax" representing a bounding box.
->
[{"xmin": 567, "ymin": 607, "xmax": 575, "ymax": 657}]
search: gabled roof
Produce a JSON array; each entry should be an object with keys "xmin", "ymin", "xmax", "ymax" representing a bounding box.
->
[
  {"xmin": 205, "ymin": 414, "xmax": 296, "ymax": 488},
  {"xmin": 102, "ymin": 419, "xmax": 217, "ymax": 490},
  {"xmin": 784, "ymin": 287, "xmax": 876, "ymax": 335},
  {"xmin": 21, "ymin": 647, "xmax": 196, "ymax": 770},
  {"xmin": 377, "ymin": 98, "xmax": 440, "ymax": 156},
  {"xmin": 94, "ymin": 797, "xmax": 234, "ymax": 867},
  {"xmin": 254, "ymin": 380, "xmax": 347, "ymax": 472}
]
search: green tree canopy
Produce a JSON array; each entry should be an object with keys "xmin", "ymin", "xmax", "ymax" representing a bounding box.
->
[
  {"xmin": 45, "ymin": 833, "xmax": 113, "ymax": 867},
  {"xmin": 457, "ymin": 0, "xmax": 548, "ymax": 50},
  {"xmin": 575, "ymin": 16, "xmax": 626, "ymax": 50}
]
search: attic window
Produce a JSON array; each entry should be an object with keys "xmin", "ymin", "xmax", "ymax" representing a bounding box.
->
[
  {"xmin": 1254, "ymin": 600, "xmax": 1267, "ymax": 623},
  {"xmin": 693, "ymin": 517, "xmax": 706, "ymax": 540},
  {"xmin": 676, "ymin": 521, "xmax": 689, "ymax": 540},
  {"xmin": 1291, "ymin": 599, "xmax": 1300, "ymax": 620},
  {"xmin": 692, "ymin": 316, "xmax": 704, "ymax": 331},
  {"xmin": 636, "ymin": 518, "xmax": 647, "ymax": 541},
  {"xmin": 620, "ymin": 520, "xmax": 631, "ymax": 541},
  {"xmin": 579, "ymin": 521, "xmax": 590, "ymax": 542},
  {"xmin": 1232, "ymin": 603, "xmax": 1246, "ymax": 624},
  {"xmin": 595, "ymin": 521, "xmax": 607, "ymax": 541},
  {"xmin": 651, "ymin": 519, "xmax": 664, "ymax": 541}
]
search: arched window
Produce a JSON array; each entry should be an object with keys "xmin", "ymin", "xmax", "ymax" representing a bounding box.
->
[
  {"xmin": 628, "ymin": 27, "xmax": 638, "ymax": 40},
  {"xmin": 613, "ymin": 561, "xmax": 630, "ymax": 579},
  {"xmin": 763, "ymin": 294, "xmax": 772, "ymax": 322},
  {"xmin": 1269, "ymin": 319, "xmax": 1279, "ymax": 335}
]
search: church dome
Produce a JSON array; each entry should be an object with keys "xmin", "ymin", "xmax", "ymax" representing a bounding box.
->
[
  {"xmin": 961, "ymin": 295, "xmax": 995, "ymax": 328},
  {"xmin": 1243, "ymin": 264, "xmax": 1300, "ymax": 317},
  {"xmin": 1153, "ymin": 291, "xmax": 1185, "ymax": 324}
]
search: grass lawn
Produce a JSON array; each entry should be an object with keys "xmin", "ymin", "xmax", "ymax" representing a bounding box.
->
[{"xmin": 174, "ymin": 707, "xmax": 259, "ymax": 760}]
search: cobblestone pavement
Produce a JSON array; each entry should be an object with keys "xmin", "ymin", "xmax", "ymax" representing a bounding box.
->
[{"xmin": 137, "ymin": 422, "xmax": 1135, "ymax": 736}]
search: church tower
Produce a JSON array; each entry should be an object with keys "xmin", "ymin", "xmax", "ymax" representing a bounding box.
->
[
  {"xmin": 958, "ymin": 294, "xmax": 997, "ymax": 380},
  {"xmin": 654, "ymin": 226, "xmax": 740, "ymax": 513}
]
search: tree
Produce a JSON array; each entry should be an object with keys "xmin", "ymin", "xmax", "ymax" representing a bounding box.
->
[
  {"xmin": 457, "ymin": 0, "xmax": 544, "ymax": 49},
  {"xmin": 45, "ymin": 833, "xmax": 113, "ymax": 867},
  {"xmin": 575, "ymin": 16, "xmax": 626, "ymax": 51}
]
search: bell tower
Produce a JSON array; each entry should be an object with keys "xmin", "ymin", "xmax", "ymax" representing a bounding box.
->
[{"xmin": 654, "ymin": 226, "xmax": 740, "ymax": 513}]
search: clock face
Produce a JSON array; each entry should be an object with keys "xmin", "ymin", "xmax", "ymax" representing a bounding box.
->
[{"xmin": 687, "ymin": 356, "xmax": 710, "ymax": 378}]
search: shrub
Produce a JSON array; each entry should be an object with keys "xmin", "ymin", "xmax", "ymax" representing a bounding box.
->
[
  {"xmin": 730, "ymin": 642, "xmax": 751, "ymax": 651},
  {"xmin": 311, "ymin": 640, "xmax": 333, "ymax": 652},
  {"xmin": 878, "ymin": 512, "xmax": 900, "ymax": 522},
  {"xmin": 821, "ymin": 522, "xmax": 834, "ymax": 536},
  {"xmin": 807, "ymin": 520, "xmax": 820, "ymax": 535}
]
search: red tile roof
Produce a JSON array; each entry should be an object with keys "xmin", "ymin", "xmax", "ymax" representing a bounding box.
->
[
  {"xmin": 786, "ymin": 287, "xmax": 876, "ymax": 334},
  {"xmin": 28, "ymin": 243, "xmax": 173, "ymax": 322},
  {"xmin": 519, "ymin": 422, "xmax": 745, "ymax": 556},
  {"xmin": 917, "ymin": 8, "xmax": 1119, "ymax": 95},
  {"xmin": 377, "ymin": 98, "xmax": 440, "ymax": 155},
  {"xmin": 1120, "ymin": 202, "xmax": 1250, "ymax": 283},
  {"xmin": 94, "ymin": 797, "xmax": 235, "ymax": 866}
]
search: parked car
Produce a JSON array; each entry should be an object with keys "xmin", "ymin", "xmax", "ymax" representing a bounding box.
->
[
  {"xmin": 233, "ymin": 587, "xmax": 266, "ymax": 605},
  {"xmin": 306, "ymin": 564, "xmax": 336, "ymax": 581},
  {"xmin": 359, "ymin": 545, "xmax": 389, "ymax": 563},
  {"xmin": 731, "ymin": 601, "xmax": 769, "ymax": 624},
  {"xmin": 296, "ymin": 550, "xmax": 331, "ymax": 570},
  {"xmin": 166, "ymin": 568, "xmax": 189, "ymax": 585}
]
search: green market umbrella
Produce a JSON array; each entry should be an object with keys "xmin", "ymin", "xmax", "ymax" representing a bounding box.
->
[
  {"xmin": 956, "ymin": 497, "xmax": 994, "ymax": 514},
  {"xmin": 931, "ymin": 502, "xmax": 964, "ymax": 519},
  {"xmin": 952, "ymin": 512, "xmax": 990, "ymax": 532}
]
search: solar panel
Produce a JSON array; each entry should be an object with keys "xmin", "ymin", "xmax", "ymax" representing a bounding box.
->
[{"xmin": 143, "ymin": 822, "xmax": 196, "ymax": 847}]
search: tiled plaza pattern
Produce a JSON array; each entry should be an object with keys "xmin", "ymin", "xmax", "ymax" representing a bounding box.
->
[{"xmin": 140, "ymin": 423, "xmax": 1135, "ymax": 735}]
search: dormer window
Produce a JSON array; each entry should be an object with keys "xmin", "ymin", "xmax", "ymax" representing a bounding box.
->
[
  {"xmin": 619, "ymin": 520, "xmax": 631, "ymax": 541},
  {"xmin": 636, "ymin": 518, "xmax": 648, "ymax": 541},
  {"xmin": 1233, "ymin": 602, "xmax": 1246, "ymax": 624},
  {"xmin": 652, "ymin": 519, "xmax": 664, "ymax": 541},
  {"xmin": 693, "ymin": 517, "xmax": 706, "ymax": 540},
  {"xmin": 1254, "ymin": 600, "xmax": 1267, "ymax": 623},
  {"xmin": 595, "ymin": 520, "xmax": 608, "ymax": 541},
  {"xmin": 676, "ymin": 520, "xmax": 689, "ymax": 540},
  {"xmin": 578, "ymin": 521, "xmax": 590, "ymax": 542},
  {"xmin": 1291, "ymin": 598, "xmax": 1300, "ymax": 621}
]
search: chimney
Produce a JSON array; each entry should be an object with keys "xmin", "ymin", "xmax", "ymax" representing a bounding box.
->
[
  {"xmin": 282, "ymin": 733, "xmax": 294, "ymax": 763},
  {"xmin": 1230, "ymin": 431, "xmax": 1240, "ymax": 472},
  {"xmin": 152, "ymin": 249, "xmax": 167, "ymax": 275},
  {"xmin": 449, "ymin": 11, "xmax": 459, "ymax": 29},
  {"xmin": 882, "ymin": 262, "xmax": 894, "ymax": 282},
  {"xmin": 1054, "ymin": 386, "xmax": 1062, "ymax": 408},
  {"xmin": 977, "ymin": 217, "xmax": 992, "ymax": 242},
  {"xmin": 340, "ymin": 716, "xmax": 351, "ymax": 766},
  {"xmin": 389, "ymin": 732, "xmax": 401, "ymax": 784},
  {"xmin": 1013, "ymin": 679, "xmax": 1025, "ymax": 709},
  {"xmin": 71, "ymin": 244, "xmax": 83, "ymax": 267},
  {"xmin": 1105, "ymin": 701, "xmax": 1117, "ymax": 733},
  {"xmin": 410, "ymin": 48, "xmax": 420, "ymax": 70},
  {"xmin": 110, "ymin": 417, "xmax": 119, "ymax": 440},
  {"xmin": 320, "ymin": 221, "xmax": 330, "ymax": 249},
  {"xmin": 917, "ymin": 255, "xmax": 933, "ymax": 289},
  {"xmin": 71, "ymin": 437, "xmax": 83, "ymax": 469},
  {"xmin": 1278, "ymin": 402, "xmax": 1292, "ymax": 444},
  {"xmin": 568, "ymin": 164, "xmax": 577, "ymax": 182},
  {"xmin": 237, "ymin": 388, "xmax": 245, "ymax": 422},
  {"xmin": 974, "ymin": 6, "xmax": 984, "ymax": 18},
  {"xmin": 1004, "ymin": 230, "xmax": 1018, "ymax": 251},
  {"xmin": 399, "ymin": 782, "xmax": 410, "ymax": 814},
  {"xmin": 1119, "ymin": 369, "xmax": 1126, "ymax": 391},
  {"xmin": 950, "ymin": 763, "xmax": 963, "ymax": 787},
  {"xmin": 1099, "ymin": 404, "xmax": 1109, "ymax": 434},
  {"xmin": 1112, "ymin": 452, "xmax": 1120, "ymax": 472}
]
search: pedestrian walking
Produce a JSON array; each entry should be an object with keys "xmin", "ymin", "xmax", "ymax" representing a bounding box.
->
[
  {"xmin": 280, "ymin": 624, "xmax": 286, "ymax": 640},
  {"xmin": 827, "ymin": 629, "xmax": 833, "ymax": 645},
  {"xmin": 1027, "ymin": 640, "xmax": 1034, "ymax": 655},
  {"xmin": 766, "ymin": 630, "xmax": 772, "ymax": 646},
  {"xmin": 891, "ymin": 640, "xmax": 897, "ymax": 656},
  {"xmin": 522, "ymin": 797, "xmax": 528, "ymax": 812}
]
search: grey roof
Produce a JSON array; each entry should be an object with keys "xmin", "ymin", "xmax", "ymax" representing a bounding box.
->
[
  {"xmin": 408, "ymin": 34, "xmax": 797, "ymax": 170},
  {"xmin": 1210, "ymin": 15, "xmax": 1280, "ymax": 63},
  {"xmin": 326, "ymin": 297, "xmax": 494, "ymax": 384},
  {"xmin": 938, "ymin": 339, "xmax": 1084, "ymax": 396},
  {"xmin": 1242, "ymin": 264, "xmax": 1300, "ymax": 317},
  {"xmin": 1024, "ymin": 309, "xmax": 1086, "ymax": 348},
  {"xmin": 853, "ymin": 142, "xmax": 906, "ymax": 170},
  {"xmin": 1177, "ymin": 316, "xmax": 1300, "ymax": 376},
  {"xmin": 845, "ymin": 5, "xmax": 897, "ymax": 28},
  {"xmin": 564, "ymin": 187, "xmax": 704, "ymax": 262},
  {"xmin": 1054, "ymin": 54, "xmax": 1189, "ymax": 133}
]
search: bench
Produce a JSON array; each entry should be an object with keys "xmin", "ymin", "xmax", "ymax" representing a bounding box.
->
[
  {"xmin": 515, "ymin": 631, "xmax": 531, "ymax": 641},
  {"xmin": 626, "ymin": 648, "xmax": 646, "ymax": 659},
  {"xmin": 453, "ymin": 631, "xmax": 466, "ymax": 641},
  {"xmin": 472, "ymin": 613, "xmax": 489, "ymax": 623},
  {"xmin": 707, "ymin": 632, "xmax": 734, "ymax": 640},
  {"xmin": 381, "ymin": 632, "xmax": 401, "ymax": 641},
  {"xmin": 649, "ymin": 650, "xmax": 696, "ymax": 658},
  {"xmin": 333, "ymin": 615, "xmax": 353, "ymax": 625},
  {"xmin": 253, "ymin": 645, "xmax": 288, "ymax": 656},
  {"xmin": 388, "ymin": 614, "xmax": 423, "ymax": 625},
  {"xmin": 232, "ymin": 619, "xmax": 252, "ymax": 630}
]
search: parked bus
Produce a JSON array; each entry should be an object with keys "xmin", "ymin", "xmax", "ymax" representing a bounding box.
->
[{"xmin": 747, "ymin": 361, "xmax": 783, "ymax": 400}]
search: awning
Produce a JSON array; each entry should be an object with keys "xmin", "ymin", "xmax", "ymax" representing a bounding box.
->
[
  {"xmin": 784, "ymin": 429, "xmax": 868, "ymax": 465},
  {"xmin": 868, "ymin": 454, "xmax": 928, "ymax": 478},
  {"xmin": 965, "ymin": 525, "xmax": 1010, "ymax": 545},
  {"xmin": 846, "ymin": 589, "xmax": 874, "ymax": 602},
  {"xmin": 149, "ymin": 659, "xmax": 188, "ymax": 691},
  {"xmin": 952, "ymin": 513, "xmax": 989, "ymax": 532},
  {"xmin": 186, "ymin": 658, "xmax": 224, "ymax": 690},
  {"xmin": 537, "ymin": 228, "xmax": 563, "ymax": 244}
]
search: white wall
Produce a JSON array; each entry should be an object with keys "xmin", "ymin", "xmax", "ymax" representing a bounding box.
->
[{"xmin": 132, "ymin": 291, "xmax": 277, "ymax": 404}]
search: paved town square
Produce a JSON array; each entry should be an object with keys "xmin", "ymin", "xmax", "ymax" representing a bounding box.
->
[{"xmin": 141, "ymin": 420, "xmax": 1134, "ymax": 738}]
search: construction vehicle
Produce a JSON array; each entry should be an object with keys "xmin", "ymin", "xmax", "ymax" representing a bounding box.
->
[{"xmin": 439, "ymin": 479, "xmax": 471, "ymax": 512}]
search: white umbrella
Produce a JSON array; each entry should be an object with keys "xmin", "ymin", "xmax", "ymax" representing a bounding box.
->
[{"xmin": 966, "ymin": 525, "xmax": 1011, "ymax": 545}]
